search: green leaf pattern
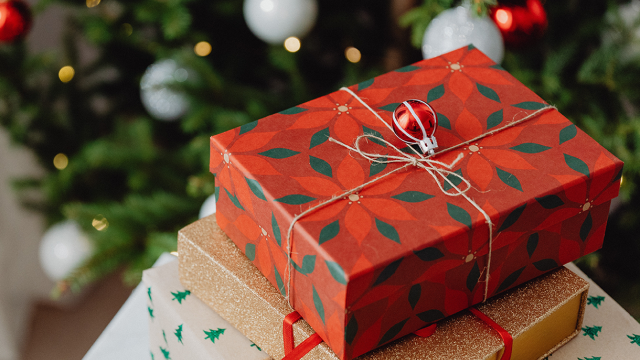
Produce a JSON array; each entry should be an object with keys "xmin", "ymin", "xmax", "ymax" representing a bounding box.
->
[
  {"xmin": 326, "ymin": 260, "xmax": 347, "ymax": 285},
  {"xmin": 375, "ymin": 218, "xmax": 401, "ymax": 243},
  {"xmin": 559, "ymin": 124, "xmax": 577, "ymax": 145},
  {"xmin": 279, "ymin": 106, "xmax": 307, "ymax": 115},
  {"xmin": 391, "ymin": 191, "xmax": 434, "ymax": 202},
  {"xmin": 476, "ymin": 83, "xmax": 500, "ymax": 102},
  {"xmin": 436, "ymin": 113, "xmax": 451, "ymax": 130},
  {"xmin": 496, "ymin": 167, "xmax": 523, "ymax": 192},
  {"xmin": 427, "ymin": 84, "xmax": 444, "ymax": 102},
  {"xmin": 245, "ymin": 177, "xmax": 266, "ymax": 201},
  {"xmin": 309, "ymin": 155, "xmax": 332, "ymax": 177},
  {"xmin": 446, "ymin": 203, "xmax": 471, "ymax": 229},
  {"xmin": 274, "ymin": 194, "xmax": 316, "ymax": 205},
  {"xmin": 309, "ymin": 128, "xmax": 330, "ymax": 149},
  {"xmin": 564, "ymin": 153, "xmax": 590, "ymax": 177},
  {"xmin": 271, "ymin": 213, "xmax": 281, "ymax": 246},
  {"xmin": 312, "ymin": 286, "xmax": 325, "ymax": 324},
  {"xmin": 258, "ymin": 148, "xmax": 300, "ymax": 159},
  {"xmin": 486, "ymin": 109, "xmax": 503, "ymax": 130},
  {"xmin": 319, "ymin": 220, "xmax": 340, "ymax": 244}
]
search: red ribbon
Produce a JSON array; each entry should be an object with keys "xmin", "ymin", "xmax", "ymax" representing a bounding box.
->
[
  {"xmin": 414, "ymin": 324, "xmax": 437, "ymax": 338},
  {"xmin": 414, "ymin": 309, "xmax": 512, "ymax": 360},
  {"xmin": 282, "ymin": 311, "xmax": 323, "ymax": 360},
  {"xmin": 282, "ymin": 308, "xmax": 510, "ymax": 360},
  {"xmin": 469, "ymin": 308, "xmax": 513, "ymax": 360}
]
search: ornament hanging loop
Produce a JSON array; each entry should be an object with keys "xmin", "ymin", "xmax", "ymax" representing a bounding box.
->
[
  {"xmin": 418, "ymin": 135, "xmax": 438, "ymax": 156},
  {"xmin": 392, "ymin": 100, "xmax": 439, "ymax": 156}
]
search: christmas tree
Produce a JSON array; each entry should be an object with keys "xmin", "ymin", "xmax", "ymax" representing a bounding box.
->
[
  {"xmin": 174, "ymin": 324, "xmax": 184, "ymax": 344},
  {"xmin": 159, "ymin": 346, "xmax": 170, "ymax": 360},
  {"xmin": 582, "ymin": 325, "xmax": 603, "ymax": 340},
  {"xmin": 587, "ymin": 295, "xmax": 605, "ymax": 309},
  {"xmin": 171, "ymin": 289, "xmax": 191, "ymax": 304},
  {"xmin": 0, "ymin": 0, "xmax": 639, "ymax": 319},
  {"xmin": 203, "ymin": 328, "xmax": 226, "ymax": 344}
]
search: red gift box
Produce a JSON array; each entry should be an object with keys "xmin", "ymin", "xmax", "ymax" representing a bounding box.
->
[{"xmin": 209, "ymin": 46, "xmax": 623, "ymax": 360}]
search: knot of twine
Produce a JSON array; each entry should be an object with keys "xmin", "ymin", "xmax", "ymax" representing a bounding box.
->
[{"xmin": 284, "ymin": 86, "xmax": 556, "ymax": 307}]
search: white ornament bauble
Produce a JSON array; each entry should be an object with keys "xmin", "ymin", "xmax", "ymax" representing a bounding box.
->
[
  {"xmin": 422, "ymin": 6, "xmax": 504, "ymax": 64},
  {"xmin": 39, "ymin": 220, "xmax": 94, "ymax": 281},
  {"xmin": 199, "ymin": 193, "xmax": 217, "ymax": 219},
  {"xmin": 140, "ymin": 59, "xmax": 191, "ymax": 121},
  {"xmin": 243, "ymin": 0, "xmax": 318, "ymax": 44}
]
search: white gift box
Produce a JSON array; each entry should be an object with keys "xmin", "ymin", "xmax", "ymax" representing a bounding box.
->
[{"xmin": 143, "ymin": 260, "xmax": 271, "ymax": 360}]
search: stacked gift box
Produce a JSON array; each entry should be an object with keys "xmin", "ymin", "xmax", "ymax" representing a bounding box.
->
[{"xmin": 148, "ymin": 46, "xmax": 624, "ymax": 359}]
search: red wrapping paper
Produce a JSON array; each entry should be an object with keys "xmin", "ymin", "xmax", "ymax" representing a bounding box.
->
[{"xmin": 209, "ymin": 46, "xmax": 623, "ymax": 359}]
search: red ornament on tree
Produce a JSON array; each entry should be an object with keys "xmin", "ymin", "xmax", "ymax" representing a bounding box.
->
[
  {"xmin": 0, "ymin": 0, "xmax": 32, "ymax": 43},
  {"xmin": 490, "ymin": 0, "xmax": 547, "ymax": 48},
  {"xmin": 392, "ymin": 99, "xmax": 439, "ymax": 155}
]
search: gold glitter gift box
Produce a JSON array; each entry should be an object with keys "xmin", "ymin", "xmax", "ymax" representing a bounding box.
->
[{"xmin": 178, "ymin": 215, "xmax": 589, "ymax": 360}]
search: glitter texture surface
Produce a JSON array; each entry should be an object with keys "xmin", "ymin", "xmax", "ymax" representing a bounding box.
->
[{"xmin": 178, "ymin": 216, "xmax": 589, "ymax": 360}]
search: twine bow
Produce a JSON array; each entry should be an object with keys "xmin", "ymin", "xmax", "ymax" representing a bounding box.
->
[
  {"xmin": 284, "ymin": 86, "xmax": 556, "ymax": 307},
  {"xmin": 327, "ymin": 132, "xmax": 495, "ymax": 300},
  {"xmin": 329, "ymin": 134, "xmax": 469, "ymax": 197}
]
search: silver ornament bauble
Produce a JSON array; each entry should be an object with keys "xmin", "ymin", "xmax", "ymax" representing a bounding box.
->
[
  {"xmin": 243, "ymin": 0, "xmax": 318, "ymax": 44},
  {"xmin": 39, "ymin": 220, "xmax": 94, "ymax": 281},
  {"xmin": 140, "ymin": 59, "xmax": 191, "ymax": 121},
  {"xmin": 422, "ymin": 6, "xmax": 504, "ymax": 64},
  {"xmin": 199, "ymin": 193, "xmax": 217, "ymax": 219}
]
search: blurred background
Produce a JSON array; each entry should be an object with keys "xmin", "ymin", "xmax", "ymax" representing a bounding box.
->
[{"xmin": 0, "ymin": 0, "xmax": 639, "ymax": 358}]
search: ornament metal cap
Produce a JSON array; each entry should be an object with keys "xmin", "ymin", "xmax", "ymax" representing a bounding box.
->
[{"xmin": 392, "ymin": 99, "xmax": 439, "ymax": 156}]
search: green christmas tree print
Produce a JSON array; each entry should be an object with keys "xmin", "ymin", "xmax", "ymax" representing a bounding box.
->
[
  {"xmin": 251, "ymin": 342, "xmax": 262, "ymax": 351},
  {"xmin": 628, "ymin": 334, "xmax": 640, "ymax": 346},
  {"xmin": 163, "ymin": 330, "xmax": 167, "ymax": 345},
  {"xmin": 171, "ymin": 290, "xmax": 191, "ymax": 304},
  {"xmin": 578, "ymin": 357, "xmax": 601, "ymax": 360},
  {"xmin": 204, "ymin": 328, "xmax": 226, "ymax": 344},
  {"xmin": 587, "ymin": 295, "xmax": 605, "ymax": 308},
  {"xmin": 150, "ymin": 350, "xmax": 154, "ymax": 360},
  {"xmin": 159, "ymin": 346, "xmax": 170, "ymax": 360},
  {"xmin": 148, "ymin": 287, "xmax": 153, "ymax": 303},
  {"xmin": 175, "ymin": 324, "xmax": 184, "ymax": 344},
  {"xmin": 148, "ymin": 306, "xmax": 154, "ymax": 319},
  {"xmin": 582, "ymin": 325, "xmax": 602, "ymax": 340}
]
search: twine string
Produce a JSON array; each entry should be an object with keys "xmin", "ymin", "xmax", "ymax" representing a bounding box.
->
[
  {"xmin": 284, "ymin": 135, "xmax": 468, "ymax": 306},
  {"xmin": 283, "ymin": 86, "xmax": 556, "ymax": 307}
]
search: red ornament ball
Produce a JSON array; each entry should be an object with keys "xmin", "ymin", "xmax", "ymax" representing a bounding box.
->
[
  {"xmin": 0, "ymin": 0, "xmax": 32, "ymax": 43},
  {"xmin": 490, "ymin": 0, "xmax": 547, "ymax": 48},
  {"xmin": 392, "ymin": 99, "xmax": 438, "ymax": 144}
]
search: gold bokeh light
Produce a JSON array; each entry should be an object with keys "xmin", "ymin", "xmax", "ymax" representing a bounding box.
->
[
  {"xmin": 284, "ymin": 37, "xmax": 301, "ymax": 53},
  {"xmin": 121, "ymin": 23, "xmax": 133, "ymax": 36},
  {"xmin": 86, "ymin": 0, "xmax": 101, "ymax": 8},
  {"xmin": 194, "ymin": 41, "xmax": 212, "ymax": 57},
  {"xmin": 92, "ymin": 215, "xmax": 109, "ymax": 231},
  {"xmin": 59, "ymin": 66, "xmax": 75, "ymax": 83},
  {"xmin": 53, "ymin": 153, "xmax": 68, "ymax": 170},
  {"xmin": 345, "ymin": 47, "xmax": 361, "ymax": 63}
]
